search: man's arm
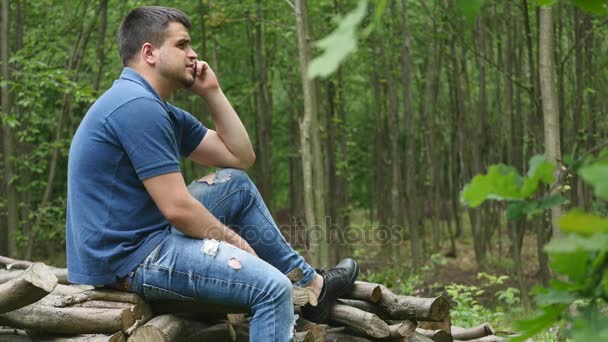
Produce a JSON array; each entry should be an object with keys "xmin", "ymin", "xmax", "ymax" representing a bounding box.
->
[
  {"xmin": 188, "ymin": 61, "xmax": 255, "ymax": 170},
  {"xmin": 143, "ymin": 171, "xmax": 256, "ymax": 256}
]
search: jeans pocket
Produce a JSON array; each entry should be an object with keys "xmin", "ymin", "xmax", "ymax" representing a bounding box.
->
[
  {"xmin": 144, "ymin": 240, "xmax": 166, "ymax": 266},
  {"xmin": 142, "ymin": 283, "xmax": 194, "ymax": 301},
  {"xmin": 127, "ymin": 265, "xmax": 142, "ymax": 293}
]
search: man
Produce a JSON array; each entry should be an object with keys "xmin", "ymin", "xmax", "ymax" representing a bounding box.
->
[{"xmin": 66, "ymin": 6, "xmax": 357, "ymax": 341}]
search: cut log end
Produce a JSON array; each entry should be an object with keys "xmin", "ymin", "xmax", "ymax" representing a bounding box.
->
[{"xmin": 21, "ymin": 263, "xmax": 58, "ymax": 293}]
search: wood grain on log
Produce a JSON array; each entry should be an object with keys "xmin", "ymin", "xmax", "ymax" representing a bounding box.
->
[
  {"xmin": 337, "ymin": 298, "xmax": 391, "ymax": 320},
  {"xmin": 344, "ymin": 281, "xmax": 382, "ymax": 303},
  {"xmin": 0, "ymin": 263, "xmax": 58, "ymax": 314},
  {"xmin": 416, "ymin": 328, "xmax": 452, "ymax": 342},
  {"xmin": 325, "ymin": 332, "xmax": 374, "ymax": 341},
  {"xmin": 0, "ymin": 304, "xmax": 139, "ymax": 335},
  {"xmin": 454, "ymin": 336, "xmax": 506, "ymax": 342},
  {"xmin": 418, "ymin": 318, "xmax": 452, "ymax": 334},
  {"xmin": 294, "ymin": 286, "xmax": 317, "ymax": 306},
  {"xmin": 31, "ymin": 331, "xmax": 125, "ymax": 342},
  {"xmin": 0, "ymin": 268, "xmax": 67, "ymax": 285},
  {"xmin": 294, "ymin": 330, "xmax": 313, "ymax": 342},
  {"xmin": 451, "ymin": 322, "xmax": 494, "ymax": 340},
  {"xmin": 50, "ymin": 289, "xmax": 143, "ymax": 307},
  {"xmin": 378, "ymin": 285, "xmax": 450, "ymax": 321},
  {"xmin": 387, "ymin": 320, "xmax": 417, "ymax": 338},
  {"xmin": 330, "ymin": 304, "xmax": 390, "ymax": 338},
  {"xmin": 0, "ymin": 256, "xmax": 32, "ymax": 270},
  {"xmin": 127, "ymin": 314, "xmax": 210, "ymax": 342},
  {"xmin": 405, "ymin": 331, "xmax": 436, "ymax": 342}
]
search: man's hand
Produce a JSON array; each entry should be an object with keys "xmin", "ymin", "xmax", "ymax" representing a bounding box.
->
[
  {"xmin": 186, "ymin": 60, "xmax": 256, "ymax": 170},
  {"xmin": 188, "ymin": 60, "xmax": 220, "ymax": 97},
  {"xmin": 143, "ymin": 172, "xmax": 258, "ymax": 257}
]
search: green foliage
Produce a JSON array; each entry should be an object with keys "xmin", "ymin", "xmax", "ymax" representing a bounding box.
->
[
  {"xmin": 445, "ymin": 273, "xmax": 519, "ymax": 328},
  {"xmin": 462, "ymin": 150, "xmax": 608, "ymax": 341},
  {"xmin": 461, "ymin": 155, "xmax": 558, "ymax": 220},
  {"xmin": 455, "ymin": 0, "xmax": 485, "ymax": 21},
  {"xmin": 308, "ymin": 0, "xmax": 368, "ymax": 79},
  {"xmin": 569, "ymin": 0, "xmax": 608, "ymax": 15},
  {"xmin": 579, "ymin": 162, "xmax": 608, "ymax": 200}
]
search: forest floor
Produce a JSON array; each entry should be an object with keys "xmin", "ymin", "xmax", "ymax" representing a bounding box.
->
[{"xmin": 425, "ymin": 232, "xmax": 543, "ymax": 297}]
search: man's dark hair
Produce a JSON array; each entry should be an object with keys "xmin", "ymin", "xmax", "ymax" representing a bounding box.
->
[{"xmin": 117, "ymin": 6, "xmax": 192, "ymax": 66}]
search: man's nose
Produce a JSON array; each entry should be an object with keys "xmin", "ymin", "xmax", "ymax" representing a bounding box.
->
[{"xmin": 188, "ymin": 47, "xmax": 198, "ymax": 59}]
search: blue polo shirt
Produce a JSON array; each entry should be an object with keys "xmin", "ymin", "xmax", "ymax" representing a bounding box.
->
[{"xmin": 66, "ymin": 67, "xmax": 207, "ymax": 285}]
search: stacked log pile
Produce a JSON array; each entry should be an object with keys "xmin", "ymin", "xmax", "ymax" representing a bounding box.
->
[{"xmin": 0, "ymin": 257, "xmax": 513, "ymax": 341}]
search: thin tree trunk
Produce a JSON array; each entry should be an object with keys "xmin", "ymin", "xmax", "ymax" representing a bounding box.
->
[
  {"xmin": 92, "ymin": 0, "xmax": 108, "ymax": 93},
  {"xmin": 401, "ymin": 0, "xmax": 419, "ymax": 267},
  {"xmin": 294, "ymin": 0, "xmax": 328, "ymax": 267},
  {"xmin": 254, "ymin": 0, "xmax": 273, "ymax": 208},
  {"xmin": 1, "ymin": 0, "xmax": 17, "ymax": 257},
  {"xmin": 522, "ymin": 0, "xmax": 550, "ymax": 285},
  {"xmin": 572, "ymin": 8, "xmax": 584, "ymax": 207},
  {"xmin": 539, "ymin": 5, "xmax": 563, "ymax": 239}
]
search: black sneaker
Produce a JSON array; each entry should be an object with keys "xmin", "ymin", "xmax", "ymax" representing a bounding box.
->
[{"xmin": 301, "ymin": 258, "xmax": 359, "ymax": 323}]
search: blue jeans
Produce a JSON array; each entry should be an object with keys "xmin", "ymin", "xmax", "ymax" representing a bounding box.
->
[{"xmin": 126, "ymin": 168, "xmax": 316, "ymax": 341}]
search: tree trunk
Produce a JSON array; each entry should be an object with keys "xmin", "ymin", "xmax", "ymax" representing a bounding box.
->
[
  {"xmin": 254, "ymin": 0, "xmax": 273, "ymax": 208},
  {"xmin": 92, "ymin": 0, "xmax": 108, "ymax": 93},
  {"xmin": 294, "ymin": 0, "xmax": 328, "ymax": 267},
  {"xmin": 401, "ymin": 0, "xmax": 419, "ymax": 267},
  {"xmin": 1, "ymin": 0, "xmax": 17, "ymax": 258},
  {"xmin": 539, "ymin": 5, "xmax": 563, "ymax": 239}
]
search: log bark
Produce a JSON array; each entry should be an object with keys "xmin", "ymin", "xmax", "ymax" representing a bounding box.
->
[
  {"xmin": 325, "ymin": 332, "xmax": 373, "ymax": 342},
  {"xmin": 50, "ymin": 289, "xmax": 143, "ymax": 307},
  {"xmin": 415, "ymin": 328, "xmax": 452, "ymax": 342},
  {"xmin": 0, "ymin": 268, "xmax": 68, "ymax": 285},
  {"xmin": 330, "ymin": 304, "xmax": 390, "ymax": 338},
  {"xmin": 337, "ymin": 299, "xmax": 391, "ymax": 320},
  {"xmin": 418, "ymin": 318, "xmax": 452, "ymax": 334},
  {"xmin": 377, "ymin": 285, "xmax": 450, "ymax": 321},
  {"xmin": 451, "ymin": 322, "xmax": 494, "ymax": 340},
  {"xmin": 387, "ymin": 320, "xmax": 417, "ymax": 338},
  {"xmin": 0, "ymin": 304, "xmax": 141, "ymax": 335},
  {"xmin": 0, "ymin": 263, "xmax": 58, "ymax": 314},
  {"xmin": 0, "ymin": 256, "xmax": 32, "ymax": 270},
  {"xmin": 32, "ymin": 332, "xmax": 125, "ymax": 342},
  {"xmin": 454, "ymin": 336, "xmax": 506, "ymax": 342},
  {"xmin": 344, "ymin": 281, "xmax": 383, "ymax": 303},
  {"xmin": 406, "ymin": 332, "xmax": 436, "ymax": 342},
  {"xmin": 295, "ymin": 317, "xmax": 328, "ymax": 341},
  {"xmin": 126, "ymin": 314, "xmax": 218, "ymax": 342}
]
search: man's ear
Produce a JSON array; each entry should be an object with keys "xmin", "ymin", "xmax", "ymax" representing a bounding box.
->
[{"xmin": 141, "ymin": 43, "xmax": 157, "ymax": 66}]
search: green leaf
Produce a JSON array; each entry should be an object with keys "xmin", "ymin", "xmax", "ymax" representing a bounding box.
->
[
  {"xmin": 534, "ymin": 287, "xmax": 579, "ymax": 306},
  {"xmin": 461, "ymin": 164, "xmax": 523, "ymax": 207},
  {"xmin": 549, "ymin": 250, "xmax": 589, "ymax": 282},
  {"xmin": 455, "ymin": 0, "xmax": 484, "ymax": 20},
  {"xmin": 602, "ymin": 271, "xmax": 608, "ymax": 297},
  {"xmin": 308, "ymin": 0, "xmax": 368, "ymax": 79},
  {"xmin": 558, "ymin": 209, "xmax": 608, "ymax": 235},
  {"xmin": 579, "ymin": 163, "xmax": 608, "ymax": 200},
  {"xmin": 511, "ymin": 304, "xmax": 567, "ymax": 342},
  {"xmin": 545, "ymin": 233, "xmax": 608, "ymax": 253},
  {"xmin": 535, "ymin": 0, "xmax": 559, "ymax": 6},
  {"xmin": 570, "ymin": 0, "xmax": 608, "ymax": 16},
  {"xmin": 506, "ymin": 195, "xmax": 566, "ymax": 220},
  {"xmin": 521, "ymin": 155, "xmax": 556, "ymax": 197}
]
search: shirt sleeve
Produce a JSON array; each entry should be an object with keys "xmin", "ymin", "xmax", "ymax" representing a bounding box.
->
[
  {"xmin": 105, "ymin": 97, "xmax": 181, "ymax": 180},
  {"xmin": 168, "ymin": 104, "xmax": 208, "ymax": 157}
]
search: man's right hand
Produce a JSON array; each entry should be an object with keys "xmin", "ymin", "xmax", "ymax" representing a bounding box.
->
[{"xmin": 143, "ymin": 171, "xmax": 258, "ymax": 258}]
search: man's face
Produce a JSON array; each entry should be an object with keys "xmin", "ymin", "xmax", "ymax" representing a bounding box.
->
[{"xmin": 156, "ymin": 22, "xmax": 198, "ymax": 88}]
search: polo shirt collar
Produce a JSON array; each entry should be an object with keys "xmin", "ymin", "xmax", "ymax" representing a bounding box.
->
[{"xmin": 119, "ymin": 67, "xmax": 170, "ymax": 111}]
